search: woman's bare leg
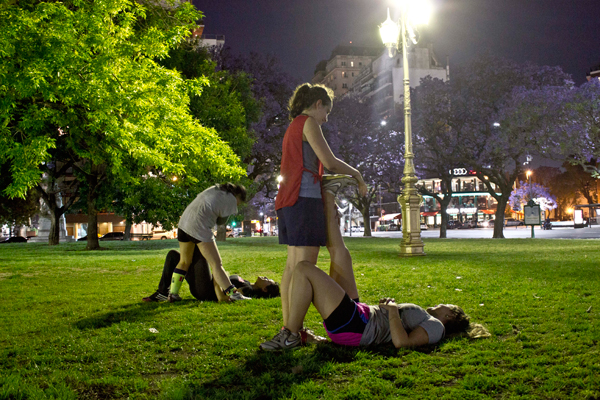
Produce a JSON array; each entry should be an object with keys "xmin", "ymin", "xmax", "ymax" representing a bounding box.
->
[
  {"xmin": 281, "ymin": 246, "xmax": 319, "ymax": 326},
  {"xmin": 287, "ymin": 261, "xmax": 346, "ymax": 333},
  {"xmin": 197, "ymin": 241, "xmax": 233, "ymax": 299},
  {"xmin": 323, "ymin": 191, "xmax": 359, "ymax": 300}
]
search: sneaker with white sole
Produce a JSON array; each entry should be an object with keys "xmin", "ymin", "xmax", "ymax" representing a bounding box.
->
[
  {"xmin": 230, "ymin": 292, "xmax": 251, "ymax": 301},
  {"xmin": 168, "ymin": 293, "xmax": 182, "ymax": 303},
  {"xmin": 321, "ymin": 174, "xmax": 356, "ymax": 196},
  {"xmin": 142, "ymin": 291, "xmax": 169, "ymax": 302},
  {"xmin": 260, "ymin": 328, "xmax": 301, "ymax": 351}
]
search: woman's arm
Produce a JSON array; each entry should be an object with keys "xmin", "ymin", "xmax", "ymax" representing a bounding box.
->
[
  {"xmin": 380, "ymin": 298, "xmax": 430, "ymax": 348},
  {"xmin": 303, "ymin": 117, "xmax": 368, "ymax": 196}
]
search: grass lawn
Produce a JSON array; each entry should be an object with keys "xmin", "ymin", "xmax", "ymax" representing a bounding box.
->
[{"xmin": 0, "ymin": 237, "xmax": 599, "ymax": 399}]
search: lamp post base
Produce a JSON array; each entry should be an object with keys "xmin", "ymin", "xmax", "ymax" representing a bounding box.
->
[{"xmin": 398, "ymin": 192, "xmax": 425, "ymax": 257}]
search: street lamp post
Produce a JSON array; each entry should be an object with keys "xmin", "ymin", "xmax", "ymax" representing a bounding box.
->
[{"xmin": 379, "ymin": 4, "xmax": 430, "ymax": 256}]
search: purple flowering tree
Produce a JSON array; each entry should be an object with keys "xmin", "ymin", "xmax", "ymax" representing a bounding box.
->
[
  {"xmin": 324, "ymin": 95, "xmax": 405, "ymax": 236},
  {"xmin": 213, "ymin": 48, "xmax": 299, "ymax": 202},
  {"xmin": 413, "ymin": 77, "xmax": 463, "ymax": 238},
  {"xmin": 449, "ymin": 54, "xmax": 573, "ymax": 238},
  {"xmin": 509, "ymin": 181, "xmax": 557, "ymax": 213}
]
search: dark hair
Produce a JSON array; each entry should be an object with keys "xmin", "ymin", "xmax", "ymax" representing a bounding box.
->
[
  {"xmin": 238, "ymin": 282, "xmax": 281, "ymax": 299},
  {"xmin": 445, "ymin": 305, "xmax": 491, "ymax": 339},
  {"xmin": 217, "ymin": 183, "xmax": 247, "ymax": 202},
  {"xmin": 288, "ymin": 83, "xmax": 334, "ymax": 121}
]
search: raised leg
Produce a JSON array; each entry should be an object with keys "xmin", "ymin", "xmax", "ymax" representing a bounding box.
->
[
  {"xmin": 323, "ymin": 191, "xmax": 359, "ymax": 300},
  {"xmin": 196, "ymin": 241, "xmax": 233, "ymax": 299}
]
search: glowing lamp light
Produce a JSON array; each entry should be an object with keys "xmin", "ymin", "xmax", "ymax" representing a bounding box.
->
[
  {"xmin": 567, "ymin": 208, "xmax": 574, "ymax": 214},
  {"xmin": 381, "ymin": 120, "xmax": 387, "ymax": 126},
  {"xmin": 526, "ymin": 170, "xmax": 532, "ymax": 179},
  {"xmin": 493, "ymin": 122, "xmax": 501, "ymax": 127},
  {"xmin": 379, "ymin": 8, "xmax": 399, "ymax": 58},
  {"xmin": 407, "ymin": 0, "xmax": 432, "ymax": 26}
]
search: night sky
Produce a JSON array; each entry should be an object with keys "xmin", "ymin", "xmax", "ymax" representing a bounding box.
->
[{"xmin": 193, "ymin": 0, "xmax": 600, "ymax": 85}]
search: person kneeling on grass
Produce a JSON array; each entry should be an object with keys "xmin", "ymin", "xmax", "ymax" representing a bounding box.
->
[
  {"xmin": 143, "ymin": 247, "xmax": 280, "ymax": 302},
  {"xmin": 260, "ymin": 261, "xmax": 490, "ymax": 351}
]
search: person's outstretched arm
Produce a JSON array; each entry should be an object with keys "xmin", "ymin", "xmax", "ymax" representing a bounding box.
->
[
  {"xmin": 379, "ymin": 298, "xmax": 429, "ymax": 348},
  {"xmin": 303, "ymin": 116, "xmax": 368, "ymax": 196}
]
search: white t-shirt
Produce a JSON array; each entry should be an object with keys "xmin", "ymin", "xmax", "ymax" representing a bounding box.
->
[{"xmin": 178, "ymin": 186, "xmax": 238, "ymax": 242}]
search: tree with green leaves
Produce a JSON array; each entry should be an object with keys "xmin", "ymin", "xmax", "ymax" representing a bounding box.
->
[{"xmin": 0, "ymin": 1, "xmax": 245, "ymax": 249}]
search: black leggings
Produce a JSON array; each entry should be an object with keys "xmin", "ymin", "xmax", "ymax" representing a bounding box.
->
[{"xmin": 157, "ymin": 248, "xmax": 218, "ymax": 301}]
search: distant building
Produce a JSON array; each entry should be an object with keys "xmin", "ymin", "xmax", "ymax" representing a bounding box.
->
[
  {"xmin": 587, "ymin": 63, "xmax": 600, "ymax": 81},
  {"xmin": 353, "ymin": 43, "xmax": 447, "ymax": 118},
  {"xmin": 191, "ymin": 25, "xmax": 225, "ymax": 47},
  {"xmin": 312, "ymin": 44, "xmax": 382, "ymax": 98}
]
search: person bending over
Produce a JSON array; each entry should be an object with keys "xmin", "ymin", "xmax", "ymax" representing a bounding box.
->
[
  {"xmin": 143, "ymin": 247, "xmax": 280, "ymax": 302},
  {"xmin": 260, "ymin": 261, "xmax": 489, "ymax": 351},
  {"xmin": 168, "ymin": 183, "xmax": 249, "ymax": 302}
]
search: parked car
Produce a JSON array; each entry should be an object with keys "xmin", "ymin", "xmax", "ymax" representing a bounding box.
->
[
  {"xmin": 0, "ymin": 236, "xmax": 28, "ymax": 244},
  {"xmin": 447, "ymin": 220, "xmax": 462, "ymax": 229},
  {"xmin": 152, "ymin": 230, "xmax": 174, "ymax": 240},
  {"xmin": 459, "ymin": 220, "xmax": 478, "ymax": 229},
  {"xmin": 351, "ymin": 226, "xmax": 364, "ymax": 233},
  {"xmin": 482, "ymin": 219, "xmax": 495, "ymax": 228},
  {"xmin": 420, "ymin": 223, "xmax": 428, "ymax": 230},
  {"xmin": 99, "ymin": 232, "xmax": 124, "ymax": 241},
  {"xmin": 504, "ymin": 218, "xmax": 524, "ymax": 227}
]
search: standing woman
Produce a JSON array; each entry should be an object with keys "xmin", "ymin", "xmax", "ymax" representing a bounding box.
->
[
  {"xmin": 262, "ymin": 83, "xmax": 367, "ymax": 347},
  {"xmin": 168, "ymin": 183, "xmax": 248, "ymax": 302}
]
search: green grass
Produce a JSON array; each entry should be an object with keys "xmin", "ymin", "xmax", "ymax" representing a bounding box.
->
[{"xmin": 0, "ymin": 237, "xmax": 599, "ymax": 399}]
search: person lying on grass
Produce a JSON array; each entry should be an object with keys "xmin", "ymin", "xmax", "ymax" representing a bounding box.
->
[
  {"xmin": 143, "ymin": 247, "xmax": 280, "ymax": 303},
  {"xmin": 260, "ymin": 260, "xmax": 490, "ymax": 351}
]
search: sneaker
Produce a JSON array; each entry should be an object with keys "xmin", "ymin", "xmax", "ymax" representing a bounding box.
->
[
  {"xmin": 321, "ymin": 174, "xmax": 356, "ymax": 196},
  {"xmin": 259, "ymin": 328, "xmax": 301, "ymax": 351},
  {"xmin": 230, "ymin": 292, "xmax": 251, "ymax": 301},
  {"xmin": 142, "ymin": 291, "xmax": 168, "ymax": 302},
  {"xmin": 168, "ymin": 293, "xmax": 182, "ymax": 303},
  {"xmin": 300, "ymin": 327, "xmax": 328, "ymax": 345}
]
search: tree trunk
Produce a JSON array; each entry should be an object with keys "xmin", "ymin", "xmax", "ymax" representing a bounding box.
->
[
  {"xmin": 493, "ymin": 196, "xmax": 508, "ymax": 239},
  {"xmin": 439, "ymin": 207, "xmax": 448, "ymax": 239},
  {"xmin": 215, "ymin": 224, "xmax": 226, "ymax": 242},
  {"xmin": 362, "ymin": 207, "xmax": 371, "ymax": 237},
  {"xmin": 124, "ymin": 219, "xmax": 132, "ymax": 241},
  {"xmin": 48, "ymin": 209, "xmax": 60, "ymax": 245},
  {"xmin": 86, "ymin": 188, "xmax": 100, "ymax": 250}
]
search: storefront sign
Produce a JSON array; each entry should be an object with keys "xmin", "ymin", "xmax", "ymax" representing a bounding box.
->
[
  {"xmin": 446, "ymin": 207, "xmax": 477, "ymax": 214},
  {"xmin": 448, "ymin": 168, "xmax": 477, "ymax": 176}
]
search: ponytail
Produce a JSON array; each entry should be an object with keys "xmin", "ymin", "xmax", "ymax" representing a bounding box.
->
[{"xmin": 288, "ymin": 83, "xmax": 334, "ymax": 121}]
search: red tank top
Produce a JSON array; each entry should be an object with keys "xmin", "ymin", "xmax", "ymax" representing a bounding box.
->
[{"xmin": 275, "ymin": 115, "xmax": 323, "ymax": 210}]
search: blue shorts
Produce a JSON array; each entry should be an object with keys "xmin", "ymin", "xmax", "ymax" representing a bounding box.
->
[{"xmin": 277, "ymin": 197, "xmax": 326, "ymax": 247}]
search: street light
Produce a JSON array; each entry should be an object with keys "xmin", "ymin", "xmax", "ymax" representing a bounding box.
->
[{"xmin": 379, "ymin": 2, "xmax": 431, "ymax": 256}]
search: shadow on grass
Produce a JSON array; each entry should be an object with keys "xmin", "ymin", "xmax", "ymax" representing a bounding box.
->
[
  {"xmin": 178, "ymin": 344, "xmax": 436, "ymax": 399},
  {"xmin": 73, "ymin": 300, "xmax": 196, "ymax": 330}
]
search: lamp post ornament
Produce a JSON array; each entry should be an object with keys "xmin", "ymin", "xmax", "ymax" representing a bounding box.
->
[{"xmin": 380, "ymin": 4, "xmax": 430, "ymax": 256}]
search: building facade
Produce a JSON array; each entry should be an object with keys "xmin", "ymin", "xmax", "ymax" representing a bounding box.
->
[
  {"xmin": 312, "ymin": 45, "xmax": 382, "ymax": 98},
  {"xmin": 353, "ymin": 43, "xmax": 447, "ymax": 117}
]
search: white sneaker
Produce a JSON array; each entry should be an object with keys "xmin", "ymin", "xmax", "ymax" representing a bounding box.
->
[
  {"xmin": 230, "ymin": 292, "xmax": 251, "ymax": 301},
  {"xmin": 260, "ymin": 328, "xmax": 301, "ymax": 351},
  {"xmin": 322, "ymin": 174, "xmax": 356, "ymax": 196}
]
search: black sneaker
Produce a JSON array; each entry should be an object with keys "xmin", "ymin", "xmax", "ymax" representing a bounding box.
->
[
  {"xmin": 259, "ymin": 328, "xmax": 301, "ymax": 351},
  {"xmin": 142, "ymin": 291, "xmax": 168, "ymax": 302}
]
